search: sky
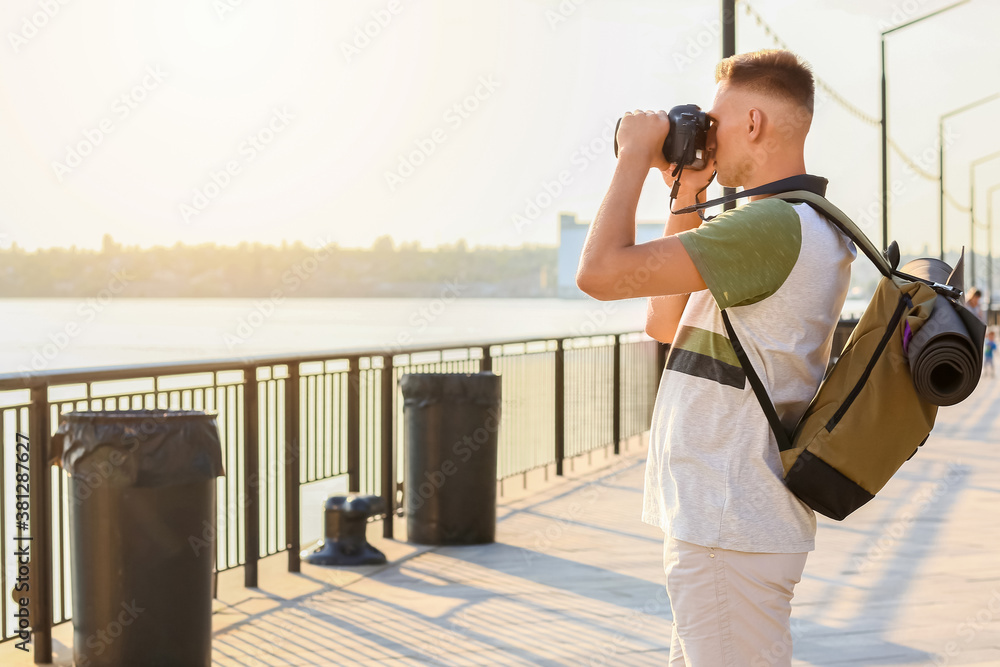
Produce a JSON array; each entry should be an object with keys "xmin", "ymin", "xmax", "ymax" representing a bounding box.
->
[{"xmin": 0, "ymin": 0, "xmax": 998, "ymax": 260}]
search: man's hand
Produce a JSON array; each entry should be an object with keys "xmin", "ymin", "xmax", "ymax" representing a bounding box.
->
[
  {"xmin": 576, "ymin": 108, "xmax": 711, "ymax": 303},
  {"xmin": 615, "ymin": 110, "xmax": 671, "ymax": 171},
  {"xmin": 616, "ymin": 110, "xmax": 717, "ymax": 201},
  {"xmin": 661, "ymin": 153, "xmax": 717, "ymax": 202}
]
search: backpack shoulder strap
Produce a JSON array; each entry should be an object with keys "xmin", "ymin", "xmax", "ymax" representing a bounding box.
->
[
  {"xmin": 720, "ymin": 310, "xmax": 795, "ymax": 452},
  {"xmin": 713, "ymin": 187, "xmax": 892, "ymax": 455},
  {"xmin": 774, "ymin": 190, "xmax": 892, "ymax": 278},
  {"xmin": 670, "ymin": 176, "xmax": 893, "ymax": 278},
  {"xmin": 716, "ymin": 188, "xmax": 872, "ymax": 454}
]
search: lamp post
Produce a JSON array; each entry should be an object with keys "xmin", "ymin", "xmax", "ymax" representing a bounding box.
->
[
  {"xmin": 969, "ymin": 150, "xmax": 1000, "ymax": 288},
  {"xmin": 881, "ymin": 0, "xmax": 969, "ymax": 251},
  {"xmin": 722, "ymin": 0, "xmax": 736, "ymax": 211},
  {"xmin": 938, "ymin": 93, "xmax": 1000, "ymax": 261},
  {"xmin": 989, "ymin": 184, "xmax": 1000, "ymax": 303}
]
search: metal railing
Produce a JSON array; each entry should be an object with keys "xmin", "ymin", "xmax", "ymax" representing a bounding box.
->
[{"xmin": 0, "ymin": 331, "xmax": 660, "ymax": 662}]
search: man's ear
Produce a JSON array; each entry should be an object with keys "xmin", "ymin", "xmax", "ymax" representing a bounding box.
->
[{"xmin": 747, "ymin": 108, "xmax": 763, "ymax": 142}]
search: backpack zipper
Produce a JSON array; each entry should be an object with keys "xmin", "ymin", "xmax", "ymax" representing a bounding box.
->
[{"xmin": 825, "ymin": 292, "xmax": 911, "ymax": 432}]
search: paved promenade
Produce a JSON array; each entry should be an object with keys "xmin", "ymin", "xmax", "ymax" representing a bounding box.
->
[{"xmin": 6, "ymin": 376, "xmax": 1000, "ymax": 665}]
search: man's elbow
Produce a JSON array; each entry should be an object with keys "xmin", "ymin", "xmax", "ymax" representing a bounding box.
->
[{"xmin": 576, "ymin": 268, "xmax": 616, "ymax": 301}]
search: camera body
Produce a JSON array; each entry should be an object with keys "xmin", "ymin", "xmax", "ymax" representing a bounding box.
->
[
  {"xmin": 663, "ymin": 104, "xmax": 710, "ymax": 170},
  {"xmin": 613, "ymin": 104, "xmax": 710, "ymax": 170}
]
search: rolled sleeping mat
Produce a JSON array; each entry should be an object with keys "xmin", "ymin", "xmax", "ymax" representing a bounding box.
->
[
  {"xmin": 901, "ymin": 258, "xmax": 986, "ymax": 406},
  {"xmin": 900, "ymin": 256, "xmax": 957, "ymax": 289}
]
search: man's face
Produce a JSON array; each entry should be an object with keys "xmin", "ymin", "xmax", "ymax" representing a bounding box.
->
[{"xmin": 705, "ymin": 81, "xmax": 752, "ymax": 188}]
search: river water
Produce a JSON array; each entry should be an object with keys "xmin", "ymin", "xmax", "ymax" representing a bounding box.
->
[{"xmin": 0, "ymin": 296, "xmax": 869, "ymax": 375}]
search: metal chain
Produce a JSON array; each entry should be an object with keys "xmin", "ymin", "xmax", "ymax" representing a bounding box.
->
[
  {"xmin": 738, "ymin": 1, "xmax": 879, "ymax": 126},
  {"xmin": 946, "ymin": 191, "xmax": 969, "ymax": 212},
  {"xmin": 737, "ymin": 0, "xmax": 972, "ymax": 206}
]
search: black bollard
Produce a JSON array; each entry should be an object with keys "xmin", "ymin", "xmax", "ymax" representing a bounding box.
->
[{"xmin": 300, "ymin": 494, "xmax": 387, "ymax": 566}]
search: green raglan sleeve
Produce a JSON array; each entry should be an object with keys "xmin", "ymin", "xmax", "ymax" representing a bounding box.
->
[{"xmin": 677, "ymin": 198, "xmax": 802, "ymax": 309}]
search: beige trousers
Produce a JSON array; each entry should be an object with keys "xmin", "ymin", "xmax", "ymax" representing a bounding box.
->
[{"xmin": 663, "ymin": 538, "xmax": 808, "ymax": 667}]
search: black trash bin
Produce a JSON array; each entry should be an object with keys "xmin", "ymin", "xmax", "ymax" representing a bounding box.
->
[
  {"xmin": 400, "ymin": 373, "xmax": 501, "ymax": 545},
  {"xmin": 50, "ymin": 410, "xmax": 225, "ymax": 667}
]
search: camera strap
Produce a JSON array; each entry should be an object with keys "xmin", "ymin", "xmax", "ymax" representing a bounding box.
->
[{"xmin": 671, "ymin": 174, "xmax": 829, "ymax": 219}]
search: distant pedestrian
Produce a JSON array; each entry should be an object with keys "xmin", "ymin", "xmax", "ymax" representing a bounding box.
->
[
  {"xmin": 985, "ymin": 329, "xmax": 996, "ymax": 378},
  {"xmin": 967, "ymin": 287, "xmax": 986, "ymax": 323}
]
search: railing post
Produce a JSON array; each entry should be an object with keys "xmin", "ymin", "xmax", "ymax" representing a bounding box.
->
[
  {"xmin": 612, "ymin": 335, "xmax": 621, "ymax": 456},
  {"xmin": 555, "ymin": 339, "xmax": 565, "ymax": 476},
  {"xmin": 347, "ymin": 357, "xmax": 361, "ymax": 493},
  {"xmin": 480, "ymin": 345, "xmax": 492, "ymax": 372},
  {"xmin": 284, "ymin": 363, "xmax": 300, "ymax": 573},
  {"xmin": 28, "ymin": 385, "xmax": 52, "ymax": 664},
  {"xmin": 243, "ymin": 367, "xmax": 259, "ymax": 587},
  {"xmin": 380, "ymin": 355, "xmax": 395, "ymax": 539}
]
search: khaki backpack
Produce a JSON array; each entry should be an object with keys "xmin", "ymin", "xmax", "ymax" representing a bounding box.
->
[{"xmin": 721, "ymin": 190, "xmax": 984, "ymax": 520}]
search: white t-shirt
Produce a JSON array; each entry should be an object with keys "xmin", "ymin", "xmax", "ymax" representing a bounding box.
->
[{"xmin": 641, "ymin": 198, "xmax": 856, "ymax": 553}]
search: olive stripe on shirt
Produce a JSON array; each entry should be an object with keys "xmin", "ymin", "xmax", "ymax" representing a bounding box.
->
[{"xmin": 666, "ymin": 326, "xmax": 746, "ymax": 389}]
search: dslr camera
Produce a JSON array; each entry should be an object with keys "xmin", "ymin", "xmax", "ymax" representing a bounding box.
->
[{"xmin": 613, "ymin": 104, "xmax": 710, "ymax": 170}]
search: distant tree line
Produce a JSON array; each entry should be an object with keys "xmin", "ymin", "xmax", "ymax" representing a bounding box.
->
[{"xmin": 0, "ymin": 235, "xmax": 557, "ymax": 298}]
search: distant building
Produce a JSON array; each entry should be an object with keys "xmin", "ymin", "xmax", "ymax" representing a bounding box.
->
[{"xmin": 557, "ymin": 213, "xmax": 665, "ymax": 298}]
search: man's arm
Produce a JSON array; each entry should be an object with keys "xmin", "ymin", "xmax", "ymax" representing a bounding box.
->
[
  {"xmin": 645, "ymin": 190, "xmax": 705, "ymax": 343},
  {"xmin": 576, "ymin": 111, "xmax": 712, "ymax": 307}
]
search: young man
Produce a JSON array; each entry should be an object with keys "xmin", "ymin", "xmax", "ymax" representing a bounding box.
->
[{"xmin": 576, "ymin": 49, "xmax": 856, "ymax": 665}]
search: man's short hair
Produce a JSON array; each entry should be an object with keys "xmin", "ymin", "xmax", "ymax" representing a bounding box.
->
[{"xmin": 715, "ymin": 49, "xmax": 815, "ymax": 114}]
